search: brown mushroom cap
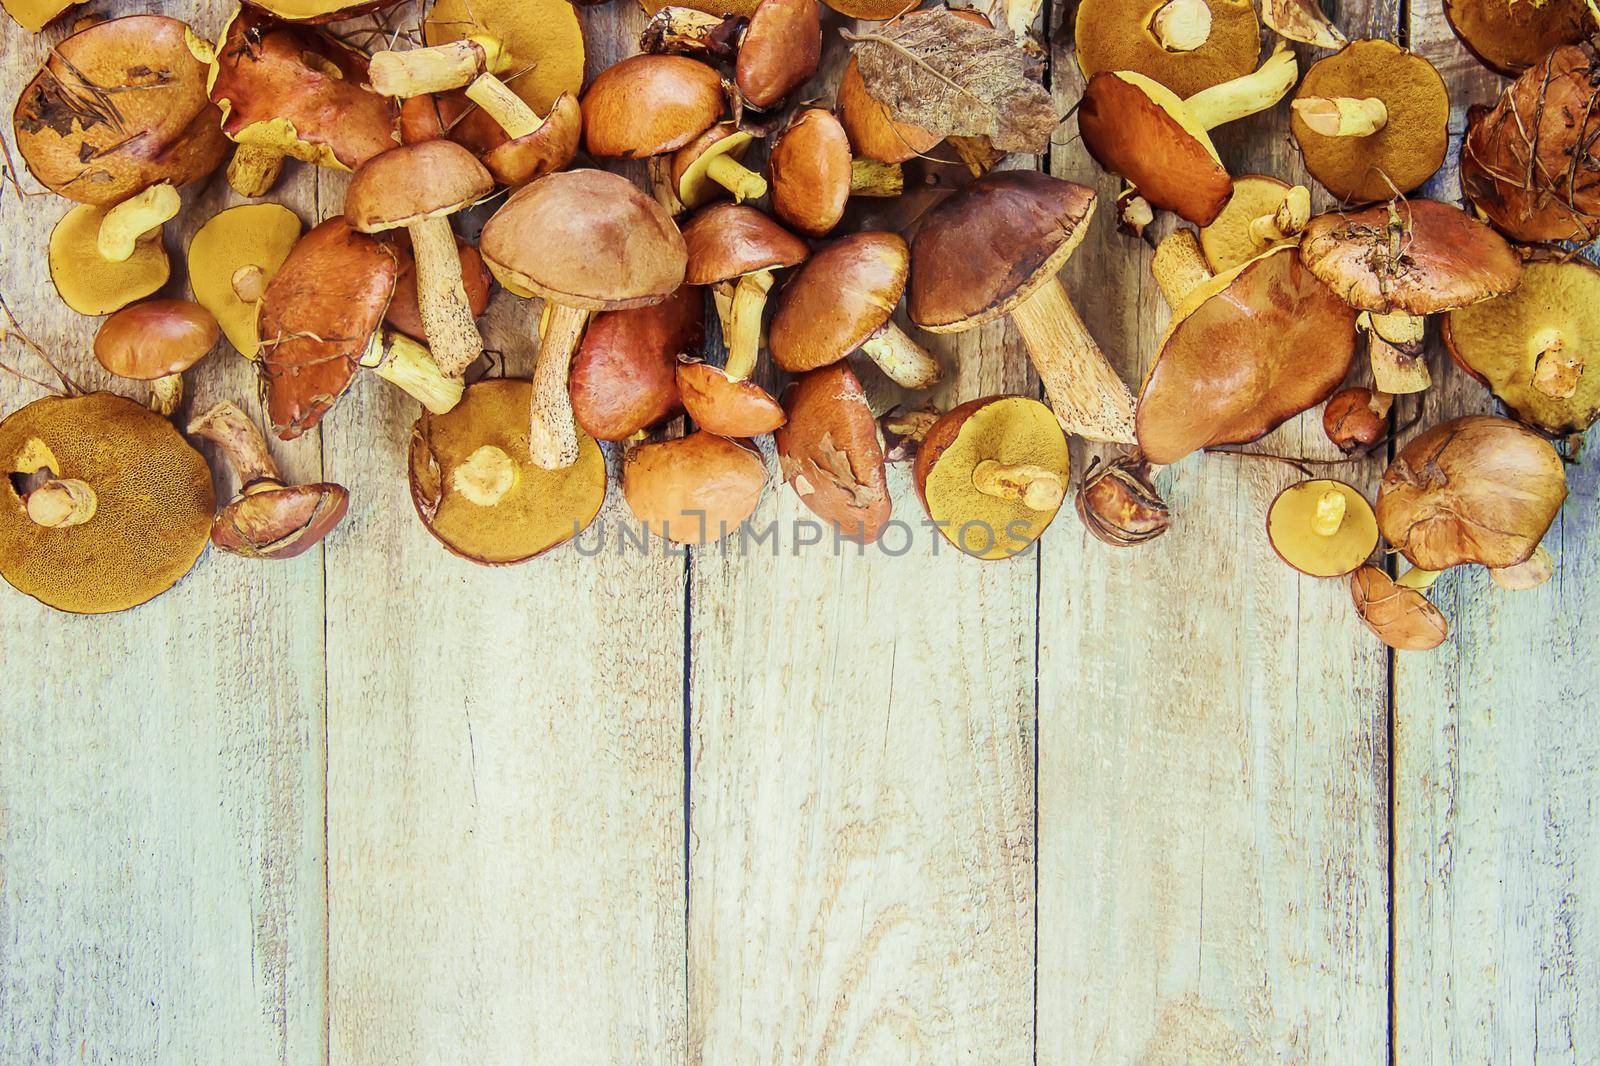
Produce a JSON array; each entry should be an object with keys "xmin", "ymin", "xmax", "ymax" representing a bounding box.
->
[
  {"xmin": 213, "ymin": 482, "xmax": 349, "ymax": 560},
  {"xmin": 1198, "ymin": 174, "xmax": 1294, "ymax": 272},
  {"xmin": 1265, "ymin": 479, "xmax": 1379, "ymax": 578},
  {"xmin": 770, "ymin": 231, "xmax": 908, "ymax": 372},
  {"xmin": 908, "ymin": 170, "xmax": 1096, "ymax": 332},
  {"xmin": 1350, "ymin": 565, "xmax": 1448, "ymax": 650},
  {"xmin": 0, "ymin": 392, "xmax": 213, "ymax": 614},
  {"xmin": 623, "ymin": 431, "xmax": 766, "ymax": 544},
  {"xmin": 769, "ymin": 108, "xmax": 852, "ymax": 238},
  {"xmin": 1290, "ymin": 40, "xmax": 1449, "ymax": 204},
  {"xmin": 1445, "ymin": 0, "xmax": 1589, "ymax": 76},
  {"xmin": 409, "ymin": 378, "xmax": 606, "ymax": 564},
  {"xmin": 188, "ymin": 204, "xmax": 303, "ymax": 361},
  {"xmin": 1078, "ymin": 70, "xmax": 1231, "ymax": 226},
  {"xmin": 1300, "ymin": 199, "xmax": 1523, "ymax": 315},
  {"xmin": 480, "ymin": 169, "xmax": 688, "ymax": 310},
  {"xmin": 1135, "ymin": 246, "xmax": 1359, "ymax": 466},
  {"xmin": 48, "ymin": 203, "xmax": 169, "ymax": 317},
  {"xmin": 1075, "ymin": 0, "xmax": 1261, "ymax": 98},
  {"xmin": 94, "ymin": 300, "xmax": 219, "ymax": 381},
  {"xmin": 1443, "ymin": 259, "xmax": 1600, "ymax": 435},
  {"xmin": 582, "ymin": 54, "xmax": 724, "ymax": 159},
  {"xmin": 345, "ymin": 141, "xmax": 492, "ymax": 232},
  {"xmin": 257, "ymin": 217, "xmax": 397, "ymax": 439},
  {"xmin": 677, "ymin": 362, "xmax": 787, "ymax": 437},
  {"xmin": 386, "ymin": 234, "xmax": 493, "ymax": 342},
  {"xmin": 569, "ymin": 285, "xmax": 703, "ymax": 440},
  {"xmin": 422, "ymin": 0, "xmax": 585, "ymax": 114},
  {"xmin": 775, "ymin": 362, "xmax": 890, "ymax": 543},
  {"xmin": 482, "ymin": 92, "xmax": 582, "ymax": 187},
  {"xmin": 12, "ymin": 15, "xmax": 227, "ymax": 205},
  {"xmin": 837, "ymin": 55, "xmax": 940, "ymax": 165},
  {"xmin": 683, "ymin": 203, "xmax": 810, "ymax": 285},
  {"xmin": 736, "ymin": 0, "xmax": 821, "ymax": 109}
]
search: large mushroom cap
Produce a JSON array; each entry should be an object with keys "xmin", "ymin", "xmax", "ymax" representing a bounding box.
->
[
  {"xmin": 683, "ymin": 203, "xmax": 809, "ymax": 285},
  {"xmin": 1136, "ymin": 246, "xmax": 1359, "ymax": 465},
  {"xmin": 908, "ymin": 169, "xmax": 1096, "ymax": 332},
  {"xmin": 1445, "ymin": 0, "xmax": 1589, "ymax": 76},
  {"xmin": 49, "ymin": 203, "xmax": 169, "ymax": 316},
  {"xmin": 213, "ymin": 482, "xmax": 349, "ymax": 560},
  {"xmin": 0, "ymin": 393, "xmax": 212, "ymax": 614},
  {"xmin": 409, "ymin": 378, "xmax": 606, "ymax": 564},
  {"xmin": 1075, "ymin": 0, "xmax": 1261, "ymax": 98},
  {"xmin": 1350, "ymin": 565, "xmax": 1448, "ymax": 651},
  {"xmin": 12, "ymin": 15, "xmax": 227, "ymax": 205},
  {"xmin": 582, "ymin": 54, "xmax": 724, "ymax": 159},
  {"xmin": 569, "ymin": 285, "xmax": 703, "ymax": 440},
  {"xmin": 257, "ymin": 217, "xmax": 397, "ymax": 439},
  {"xmin": 1443, "ymin": 259, "xmax": 1600, "ymax": 435},
  {"xmin": 1300, "ymin": 199, "xmax": 1522, "ymax": 315},
  {"xmin": 94, "ymin": 300, "xmax": 219, "ymax": 380},
  {"xmin": 345, "ymin": 141, "xmax": 492, "ymax": 232},
  {"xmin": 423, "ymin": 0, "xmax": 585, "ymax": 114},
  {"xmin": 769, "ymin": 108, "xmax": 853, "ymax": 238},
  {"xmin": 481, "ymin": 169, "xmax": 688, "ymax": 310},
  {"xmin": 737, "ymin": 0, "xmax": 821, "ymax": 109},
  {"xmin": 623, "ymin": 431, "xmax": 767, "ymax": 545},
  {"xmin": 775, "ymin": 362, "xmax": 890, "ymax": 543},
  {"xmin": 770, "ymin": 231, "xmax": 908, "ymax": 373},
  {"xmin": 188, "ymin": 203, "xmax": 302, "ymax": 361},
  {"xmin": 385, "ymin": 233, "xmax": 492, "ymax": 342},
  {"xmin": 250, "ymin": 0, "xmax": 400, "ymax": 21}
]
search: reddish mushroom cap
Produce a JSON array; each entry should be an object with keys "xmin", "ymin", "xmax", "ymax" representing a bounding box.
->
[
  {"xmin": 735, "ymin": 0, "xmax": 821, "ymax": 109},
  {"xmin": 769, "ymin": 108, "xmax": 852, "ymax": 238},
  {"xmin": 775, "ymin": 362, "xmax": 890, "ymax": 543},
  {"xmin": 345, "ymin": 140, "xmax": 493, "ymax": 232},
  {"xmin": 569, "ymin": 285, "xmax": 704, "ymax": 440},
  {"xmin": 94, "ymin": 300, "xmax": 219, "ymax": 380},
  {"xmin": 677, "ymin": 362, "xmax": 786, "ymax": 436},
  {"xmin": 212, "ymin": 481, "xmax": 350, "ymax": 559},
  {"xmin": 582, "ymin": 54, "xmax": 725, "ymax": 158},
  {"xmin": 622, "ymin": 431, "xmax": 767, "ymax": 544}
]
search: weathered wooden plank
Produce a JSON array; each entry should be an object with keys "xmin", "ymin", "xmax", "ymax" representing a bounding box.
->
[
  {"xmin": 320, "ymin": 5, "xmax": 688, "ymax": 1063},
  {"xmin": 0, "ymin": 5, "xmax": 327, "ymax": 1064},
  {"xmin": 1396, "ymin": 9, "xmax": 1600, "ymax": 1062},
  {"xmin": 1035, "ymin": 4, "xmax": 1396, "ymax": 1060}
]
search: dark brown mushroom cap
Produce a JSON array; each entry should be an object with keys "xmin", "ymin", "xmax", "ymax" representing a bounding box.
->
[
  {"xmin": 94, "ymin": 300, "xmax": 219, "ymax": 380},
  {"xmin": 1075, "ymin": 0, "xmax": 1261, "ymax": 99},
  {"xmin": 774, "ymin": 362, "xmax": 890, "ymax": 543},
  {"xmin": 257, "ymin": 218, "xmax": 398, "ymax": 440},
  {"xmin": 769, "ymin": 231, "xmax": 908, "ymax": 372},
  {"xmin": 1445, "ymin": 0, "xmax": 1589, "ymax": 76},
  {"xmin": 480, "ymin": 168, "xmax": 689, "ymax": 310},
  {"xmin": 1300, "ymin": 199, "xmax": 1522, "ymax": 315},
  {"xmin": 622, "ymin": 431, "xmax": 767, "ymax": 544},
  {"xmin": 736, "ymin": 0, "xmax": 821, "ymax": 109},
  {"xmin": 12, "ymin": 15, "xmax": 228, "ymax": 206},
  {"xmin": 677, "ymin": 362, "xmax": 786, "ymax": 437},
  {"xmin": 569, "ymin": 285, "xmax": 703, "ymax": 440},
  {"xmin": 907, "ymin": 170, "xmax": 1096, "ymax": 332},
  {"xmin": 482, "ymin": 93, "xmax": 582, "ymax": 187},
  {"xmin": 345, "ymin": 141, "xmax": 492, "ymax": 231},
  {"xmin": 385, "ymin": 234, "xmax": 493, "ymax": 342},
  {"xmin": 581, "ymin": 54, "xmax": 724, "ymax": 158},
  {"xmin": 212, "ymin": 481, "xmax": 349, "ymax": 559},
  {"xmin": 1078, "ymin": 71, "xmax": 1231, "ymax": 226},
  {"xmin": 769, "ymin": 108, "xmax": 852, "ymax": 238},
  {"xmin": 683, "ymin": 204, "xmax": 810, "ymax": 285},
  {"xmin": 1135, "ymin": 246, "xmax": 1360, "ymax": 466}
]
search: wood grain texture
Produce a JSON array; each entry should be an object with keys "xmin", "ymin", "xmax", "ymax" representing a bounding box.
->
[
  {"xmin": 0, "ymin": 5, "xmax": 327, "ymax": 1064},
  {"xmin": 1396, "ymin": 9, "xmax": 1600, "ymax": 1062},
  {"xmin": 1035, "ymin": 4, "xmax": 1395, "ymax": 1061}
]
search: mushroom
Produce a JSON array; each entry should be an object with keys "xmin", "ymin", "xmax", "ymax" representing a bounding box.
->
[
  {"xmin": 913, "ymin": 395, "xmax": 1069, "ymax": 560},
  {"xmin": 345, "ymin": 140, "xmax": 494, "ymax": 376},
  {"xmin": 769, "ymin": 108, "xmax": 903, "ymax": 238},
  {"xmin": 1075, "ymin": 0, "xmax": 1262, "ymax": 99},
  {"xmin": 1078, "ymin": 44, "xmax": 1299, "ymax": 225},
  {"xmin": 0, "ymin": 392, "xmax": 212, "ymax": 614},
  {"xmin": 1322, "ymin": 386, "xmax": 1392, "ymax": 454},
  {"xmin": 1377, "ymin": 415, "xmax": 1567, "ymax": 571},
  {"xmin": 386, "ymin": 233, "xmax": 493, "ymax": 345},
  {"xmin": 1443, "ymin": 258, "xmax": 1600, "ymax": 436},
  {"xmin": 623, "ymin": 431, "xmax": 767, "ymax": 545},
  {"xmin": 1349, "ymin": 565, "xmax": 1448, "ymax": 651},
  {"xmin": 187, "ymin": 401, "xmax": 348, "ymax": 559},
  {"xmin": 570, "ymin": 285, "xmax": 703, "ymax": 441},
  {"xmin": 771, "ymin": 231, "xmax": 942, "ymax": 391},
  {"xmin": 47, "ymin": 203, "xmax": 170, "ymax": 316},
  {"xmin": 247, "ymin": 0, "xmax": 403, "ymax": 20},
  {"xmin": 408, "ymin": 379, "xmax": 607, "ymax": 564},
  {"xmin": 1444, "ymin": 0, "xmax": 1590, "ymax": 76},
  {"xmin": 642, "ymin": 0, "xmax": 820, "ymax": 110},
  {"xmin": 1076, "ymin": 454, "xmax": 1171, "ymax": 547},
  {"xmin": 469, "ymin": 82, "xmax": 582, "ymax": 188},
  {"xmin": 188, "ymin": 203, "xmax": 302, "ymax": 361},
  {"xmin": 908, "ymin": 170, "xmax": 1134, "ymax": 441},
  {"xmin": 1300, "ymin": 199, "xmax": 1522, "ymax": 394},
  {"xmin": 774, "ymin": 362, "xmax": 890, "ymax": 542},
  {"xmin": 1135, "ymin": 245, "xmax": 1359, "ymax": 465},
  {"xmin": 581, "ymin": 55, "xmax": 726, "ymax": 159},
  {"xmin": 1289, "ymin": 40, "xmax": 1449, "ymax": 204},
  {"xmin": 480, "ymin": 169, "xmax": 689, "ymax": 469},
  {"xmin": 1266, "ymin": 479, "xmax": 1379, "ymax": 578},
  {"xmin": 2, "ymin": 0, "xmax": 80, "ymax": 33},
  {"xmin": 671, "ymin": 123, "xmax": 768, "ymax": 210},
  {"xmin": 1150, "ymin": 229, "xmax": 1213, "ymax": 307},
  {"xmin": 94, "ymin": 300, "xmax": 219, "ymax": 417},
  {"xmin": 1197, "ymin": 174, "xmax": 1311, "ymax": 273}
]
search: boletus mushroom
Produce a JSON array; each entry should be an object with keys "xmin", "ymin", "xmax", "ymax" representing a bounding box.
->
[
  {"xmin": 2, "ymin": 0, "xmax": 79, "ymax": 33},
  {"xmin": 47, "ymin": 203, "xmax": 170, "ymax": 316},
  {"xmin": 0, "ymin": 392, "xmax": 212, "ymax": 613},
  {"xmin": 1076, "ymin": 454, "xmax": 1171, "ymax": 547},
  {"xmin": 94, "ymin": 300, "xmax": 219, "ymax": 417},
  {"xmin": 1197, "ymin": 174, "xmax": 1311, "ymax": 273},
  {"xmin": 1349, "ymin": 565, "xmax": 1448, "ymax": 651},
  {"xmin": 1266, "ymin": 479, "xmax": 1379, "ymax": 578},
  {"xmin": 581, "ymin": 54, "xmax": 725, "ymax": 159},
  {"xmin": 909, "ymin": 170, "xmax": 1134, "ymax": 441},
  {"xmin": 246, "ymin": 0, "xmax": 402, "ymax": 22},
  {"xmin": 1075, "ymin": 0, "xmax": 1262, "ymax": 99},
  {"xmin": 623, "ymin": 431, "xmax": 767, "ymax": 545},
  {"xmin": 188, "ymin": 203, "xmax": 303, "ymax": 361},
  {"xmin": 775, "ymin": 362, "xmax": 890, "ymax": 543},
  {"xmin": 1322, "ymin": 386, "xmax": 1392, "ymax": 454},
  {"xmin": 570, "ymin": 286, "xmax": 703, "ymax": 441},
  {"xmin": 386, "ymin": 233, "xmax": 493, "ymax": 345},
  {"xmin": 1376, "ymin": 415, "xmax": 1567, "ymax": 572},
  {"xmin": 671, "ymin": 123, "xmax": 768, "ymax": 210},
  {"xmin": 187, "ymin": 401, "xmax": 348, "ymax": 559},
  {"xmin": 642, "ymin": 0, "xmax": 821, "ymax": 110},
  {"xmin": 769, "ymin": 108, "xmax": 903, "ymax": 238},
  {"xmin": 1444, "ymin": 0, "xmax": 1590, "ymax": 76},
  {"xmin": 913, "ymin": 396, "xmax": 1069, "ymax": 560}
]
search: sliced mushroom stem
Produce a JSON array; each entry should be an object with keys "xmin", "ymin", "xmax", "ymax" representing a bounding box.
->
[
  {"xmin": 705, "ymin": 154, "xmax": 768, "ymax": 202},
  {"xmin": 409, "ymin": 215, "xmax": 484, "ymax": 376},
  {"xmin": 1490, "ymin": 545, "xmax": 1554, "ymax": 590},
  {"xmin": 1532, "ymin": 334, "xmax": 1583, "ymax": 399},
  {"xmin": 452, "ymin": 444, "xmax": 518, "ymax": 506},
  {"xmin": 850, "ymin": 159, "xmax": 904, "ymax": 198},
  {"xmin": 949, "ymin": 136, "xmax": 1006, "ymax": 177},
  {"xmin": 1292, "ymin": 96, "xmax": 1389, "ymax": 137},
  {"xmin": 640, "ymin": 6, "xmax": 729, "ymax": 53},
  {"xmin": 972, "ymin": 459, "xmax": 1066, "ymax": 512},
  {"xmin": 724, "ymin": 269, "xmax": 772, "ymax": 381},
  {"xmin": 465, "ymin": 72, "xmax": 539, "ymax": 138},
  {"xmin": 188, "ymin": 401, "xmax": 281, "ymax": 486},
  {"xmin": 1152, "ymin": 229, "xmax": 1212, "ymax": 307},
  {"xmin": 1183, "ymin": 44, "xmax": 1299, "ymax": 130},
  {"xmin": 858, "ymin": 321, "xmax": 942, "ymax": 390},
  {"xmin": 1008, "ymin": 277, "xmax": 1137, "ymax": 443},
  {"xmin": 25, "ymin": 478, "xmax": 97, "ymax": 528},
  {"xmin": 150, "ymin": 374, "xmax": 184, "ymax": 417},
  {"xmin": 529, "ymin": 302, "xmax": 592, "ymax": 469},
  {"xmin": 369, "ymin": 37, "xmax": 508, "ymax": 98},
  {"xmin": 362, "ymin": 331, "xmax": 465, "ymax": 414},
  {"xmin": 97, "ymin": 182, "xmax": 179, "ymax": 262},
  {"xmin": 1311, "ymin": 488, "xmax": 1347, "ymax": 536},
  {"xmin": 232, "ymin": 264, "xmax": 267, "ymax": 304},
  {"xmin": 227, "ymin": 144, "xmax": 285, "ymax": 198},
  {"xmin": 1249, "ymin": 184, "xmax": 1311, "ymax": 243},
  {"xmin": 1363, "ymin": 311, "xmax": 1430, "ymax": 394},
  {"xmin": 1151, "ymin": 0, "xmax": 1212, "ymax": 52}
]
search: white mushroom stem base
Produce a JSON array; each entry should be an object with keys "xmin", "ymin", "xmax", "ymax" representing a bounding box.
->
[
  {"xmin": 1151, "ymin": 0, "xmax": 1212, "ymax": 52},
  {"xmin": 25, "ymin": 478, "xmax": 96, "ymax": 528},
  {"xmin": 972, "ymin": 460, "xmax": 1066, "ymax": 511},
  {"xmin": 98, "ymin": 182, "xmax": 179, "ymax": 262},
  {"xmin": 227, "ymin": 144, "xmax": 284, "ymax": 198},
  {"xmin": 369, "ymin": 36, "xmax": 507, "ymax": 98},
  {"xmin": 850, "ymin": 159, "xmax": 903, "ymax": 198},
  {"xmin": 1293, "ymin": 96, "xmax": 1389, "ymax": 138},
  {"xmin": 150, "ymin": 374, "xmax": 183, "ymax": 418},
  {"xmin": 363, "ymin": 332, "xmax": 465, "ymax": 414},
  {"xmin": 188, "ymin": 401, "xmax": 281, "ymax": 485},
  {"xmin": 724, "ymin": 270, "xmax": 772, "ymax": 381},
  {"xmin": 1152, "ymin": 229, "xmax": 1211, "ymax": 307},
  {"xmin": 409, "ymin": 215, "xmax": 485, "ymax": 377},
  {"xmin": 1009, "ymin": 277, "xmax": 1137, "ymax": 443},
  {"xmin": 529, "ymin": 303, "xmax": 592, "ymax": 470},
  {"xmin": 466, "ymin": 72, "xmax": 539, "ymax": 138},
  {"xmin": 1249, "ymin": 185, "xmax": 1311, "ymax": 243},
  {"xmin": 859, "ymin": 321, "xmax": 942, "ymax": 390},
  {"xmin": 452, "ymin": 445, "xmax": 517, "ymax": 506},
  {"xmin": 1531, "ymin": 332, "xmax": 1584, "ymax": 399},
  {"xmin": 1363, "ymin": 311, "xmax": 1430, "ymax": 394},
  {"xmin": 1183, "ymin": 44, "xmax": 1299, "ymax": 129}
]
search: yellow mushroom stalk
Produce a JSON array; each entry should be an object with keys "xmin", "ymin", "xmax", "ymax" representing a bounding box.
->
[
  {"xmin": 1248, "ymin": 184, "xmax": 1311, "ymax": 244},
  {"xmin": 1311, "ymin": 487, "xmax": 1347, "ymax": 536},
  {"xmin": 724, "ymin": 270, "xmax": 773, "ymax": 381},
  {"xmin": 465, "ymin": 72, "xmax": 540, "ymax": 139},
  {"xmin": 24, "ymin": 478, "xmax": 97, "ymax": 528},
  {"xmin": 1292, "ymin": 95, "xmax": 1389, "ymax": 137},
  {"xmin": 1361, "ymin": 310, "xmax": 1431, "ymax": 394},
  {"xmin": 1183, "ymin": 44, "xmax": 1300, "ymax": 129},
  {"xmin": 97, "ymin": 183, "xmax": 179, "ymax": 262},
  {"xmin": 972, "ymin": 459, "xmax": 1067, "ymax": 512},
  {"xmin": 369, "ymin": 37, "xmax": 510, "ymax": 98},
  {"xmin": 1152, "ymin": 229, "xmax": 1212, "ymax": 307},
  {"xmin": 361, "ymin": 332, "xmax": 466, "ymax": 415},
  {"xmin": 1151, "ymin": 0, "xmax": 1212, "ymax": 52},
  {"xmin": 227, "ymin": 144, "xmax": 284, "ymax": 198},
  {"xmin": 530, "ymin": 304, "xmax": 592, "ymax": 469}
]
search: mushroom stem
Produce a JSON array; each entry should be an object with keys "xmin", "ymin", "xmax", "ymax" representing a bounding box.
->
[
  {"xmin": 1490, "ymin": 545, "xmax": 1554, "ymax": 590},
  {"xmin": 1151, "ymin": 0, "xmax": 1212, "ymax": 52},
  {"xmin": 1532, "ymin": 334, "xmax": 1583, "ymax": 399},
  {"xmin": 232, "ymin": 265, "xmax": 267, "ymax": 304},
  {"xmin": 972, "ymin": 459, "xmax": 1067, "ymax": 512},
  {"xmin": 529, "ymin": 302, "xmax": 592, "ymax": 469},
  {"xmin": 363, "ymin": 331, "xmax": 465, "ymax": 414},
  {"xmin": 369, "ymin": 37, "xmax": 507, "ymax": 98},
  {"xmin": 227, "ymin": 144, "xmax": 284, "ymax": 198},
  {"xmin": 724, "ymin": 270, "xmax": 772, "ymax": 381},
  {"xmin": 1311, "ymin": 488, "xmax": 1347, "ymax": 536},
  {"xmin": 97, "ymin": 182, "xmax": 179, "ymax": 262},
  {"xmin": 1292, "ymin": 96, "xmax": 1389, "ymax": 137},
  {"xmin": 1363, "ymin": 311, "xmax": 1431, "ymax": 394},
  {"xmin": 150, "ymin": 374, "xmax": 184, "ymax": 417},
  {"xmin": 408, "ymin": 215, "xmax": 484, "ymax": 376},
  {"xmin": 1008, "ymin": 277, "xmax": 1137, "ymax": 443},
  {"xmin": 1183, "ymin": 44, "xmax": 1299, "ymax": 130},
  {"xmin": 850, "ymin": 159, "xmax": 904, "ymax": 198},
  {"xmin": 1152, "ymin": 229, "xmax": 1212, "ymax": 307},
  {"xmin": 950, "ymin": 136, "xmax": 1006, "ymax": 177},
  {"xmin": 705, "ymin": 154, "xmax": 769, "ymax": 201},
  {"xmin": 188, "ymin": 401, "xmax": 281, "ymax": 486},
  {"xmin": 452, "ymin": 444, "xmax": 518, "ymax": 506},
  {"xmin": 1396, "ymin": 566, "xmax": 1440, "ymax": 590},
  {"xmin": 859, "ymin": 321, "xmax": 943, "ymax": 390},
  {"xmin": 1249, "ymin": 184, "xmax": 1312, "ymax": 243},
  {"xmin": 711, "ymin": 282, "xmax": 737, "ymax": 350},
  {"xmin": 465, "ymin": 72, "xmax": 539, "ymax": 138},
  {"xmin": 24, "ymin": 478, "xmax": 97, "ymax": 528}
]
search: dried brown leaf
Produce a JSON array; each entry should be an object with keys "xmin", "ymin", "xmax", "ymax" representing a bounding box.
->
[{"xmin": 1262, "ymin": 0, "xmax": 1347, "ymax": 49}]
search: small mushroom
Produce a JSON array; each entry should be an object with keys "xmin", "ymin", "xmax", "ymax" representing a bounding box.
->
[
  {"xmin": 469, "ymin": 81, "xmax": 582, "ymax": 188},
  {"xmin": 774, "ymin": 362, "xmax": 890, "ymax": 543},
  {"xmin": 1444, "ymin": 0, "xmax": 1589, "ymax": 76},
  {"xmin": 769, "ymin": 108, "xmax": 903, "ymax": 238},
  {"xmin": 771, "ymin": 231, "xmax": 942, "ymax": 391},
  {"xmin": 188, "ymin": 204, "xmax": 303, "ymax": 361},
  {"xmin": 386, "ymin": 233, "xmax": 493, "ymax": 345},
  {"xmin": 623, "ymin": 431, "xmax": 767, "ymax": 545},
  {"xmin": 1349, "ymin": 565, "xmax": 1448, "ymax": 651},
  {"xmin": 581, "ymin": 54, "xmax": 726, "ymax": 159},
  {"xmin": 187, "ymin": 401, "xmax": 348, "ymax": 559},
  {"xmin": 345, "ymin": 141, "xmax": 494, "ymax": 376},
  {"xmin": 1322, "ymin": 386, "xmax": 1392, "ymax": 454},
  {"xmin": 913, "ymin": 395, "xmax": 1069, "ymax": 560},
  {"xmin": 1076, "ymin": 453, "xmax": 1171, "ymax": 547},
  {"xmin": 1078, "ymin": 44, "xmax": 1299, "ymax": 225},
  {"xmin": 1197, "ymin": 174, "xmax": 1311, "ymax": 273},
  {"xmin": 1266, "ymin": 479, "xmax": 1379, "ymax": 578},
  {"xmin": 570, "ymin": 286, "xmax": 703, "ymax": 441},
  {"xmin": 643, "ymin": 0, "xmax": 820, "ymax": 110},
  {"xmin": 909, "ymin": 170, "xmax": 1134, "ymax": 441},
  {"xmin": 94, "ymin": 300, "xmax": 219, "ymax": 417},
  {"xmin": 1075, "ymin": 0, "xmax": 1263, "ymax": 98},
  {"xmin": 0, "ymin": 392, "xmax": 212, "ymax": 614},
  {"xmin": 47, "ymin": 203, "xmax": 170, "ymax": 316},
  {"xmin": 480, "ymin": 169, "xmax": 689, "ymax": 469},
  {"xmin": 671, "ymin": 123, "xmax": 768, "ymax": 210}
]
